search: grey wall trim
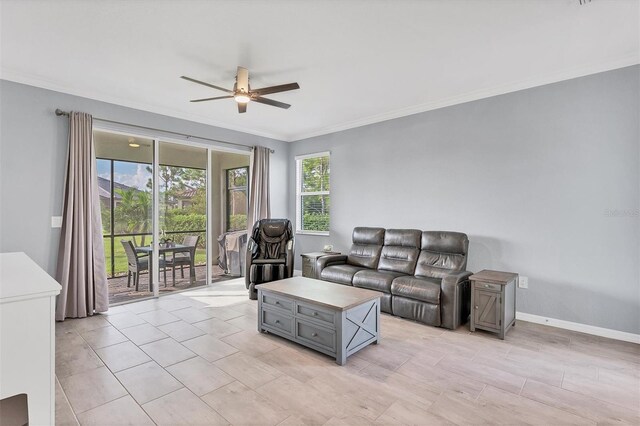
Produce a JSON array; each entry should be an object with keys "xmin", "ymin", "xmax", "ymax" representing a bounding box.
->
[
  {"xmin": 0, "ymin": 80, "xmax": 289, "ymax": 276},
  {"xmin": 287, "ymin": 65, "xmax": 640, "ymax": 334}
]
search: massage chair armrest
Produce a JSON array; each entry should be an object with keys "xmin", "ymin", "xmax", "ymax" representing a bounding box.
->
[
  {"xmin": 286, "ymin": 238, "xmax": 295, "ymax": 278},
  {"xmin": 440, "ymin": 270, "xmax": 472, "ymax": 330},
  {"xmin": 245, "ymin": 238, "xmax": 258, "ymax": 287},
  {"xmin": 315, "ymin": 254, "xmax": 348, "ymax": 279}
]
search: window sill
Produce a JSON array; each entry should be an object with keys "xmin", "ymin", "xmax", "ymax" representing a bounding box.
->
[{"xmin": 295, "ymin": 231, "xmax": 330, "ymax": 237}]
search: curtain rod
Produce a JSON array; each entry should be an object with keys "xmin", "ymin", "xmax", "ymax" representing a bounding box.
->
[{"xmin": 54, "ymin": 109, "xmax": 275, "ymax": 153}]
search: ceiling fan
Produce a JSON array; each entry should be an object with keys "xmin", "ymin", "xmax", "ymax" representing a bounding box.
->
[{"xmin": 181, "ymin": 66, "xmax": 300, "ymax": 113}]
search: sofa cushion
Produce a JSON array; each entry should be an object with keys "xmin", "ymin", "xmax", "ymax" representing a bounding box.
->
[
  {"xmin": 320, "ymin": 264, "xmax": 364, "ymax": 285},
  {"xmin": 378, "ymin": 229, "xmax": 421, "ymax": 274},
  {"xmin": 421, "ymin": 231, "xmax": 468, "ymax": 255},
  {"xmin": 352, "ymin": 227, "xmax": 385, "ymax": 245},
  {"xmin": 347, "ymin": 227, "xmax": 385, "ymax": 269},
  {"xmin": 352, "ymin": 269, "xmax": 404, "ymax": 293},
  {"xmin": 415, "ymin": 231, "xmax": 469, "ymax": 278},
  {"xmin": 384, "ymin": 229, "xmax": 421, "ymax": 247},
  {"xmin": 414, "ymin": 250, "xmax": 466, "ymax": 279},
  {"xmin": 391, "ymin": 276, "xmax": 441, "ymax": 304},
  {"xmin": 392, "ymin": 297, "xmax": 441, "ymax": 327}
]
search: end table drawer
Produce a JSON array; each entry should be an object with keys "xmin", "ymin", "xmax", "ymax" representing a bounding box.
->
[
  {"xmin": 296, "ymin": 302, "xmax": 336, "ymax": 328},
  {"xmin": 476, "ymin": 282, "xmax": 501, "ymax": 292},
  {"xmin": 296, "ymin": 320, "xmax": 336, "ymax": 352},
  {"xmin": 261, "ymin": 293, "xmax": 294, "ymax": 313},
  {"xmin": 262, "ymin": 309, "xmax": 293, "ymax": 335}
]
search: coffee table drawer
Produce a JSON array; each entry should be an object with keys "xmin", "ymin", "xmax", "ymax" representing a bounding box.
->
[
  {"xmin": 262, "ymin": 309, "xmax": 293, "ymax": 335},
  {"xmin": 261, "ymin": 293, "xmax": 294, "ymax": 313},
  {"xmin": 296, "ymin": 302, "xmax": 336, "ymax": 328},
  {"xmin": 296, "ymin": 319, "xmax": 336, "ymax": 352}
]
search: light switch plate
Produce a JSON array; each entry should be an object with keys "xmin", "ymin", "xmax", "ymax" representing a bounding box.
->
[
  {"xmin": 518, "ymin": 276, "xmax": 528, "ymax": 289},
  {"xmin": 51, "ymin": 216, "xmax": 63, "ymax": 228}
]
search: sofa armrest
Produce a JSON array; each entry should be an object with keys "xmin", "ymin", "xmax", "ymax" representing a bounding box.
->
[
  {"xmin": 315, "ymin": 254, "xmax": 348, "ymax": 279},
  {"xmin": 440, "ymin": 270, "xmax": 472, "ymax": 329}
]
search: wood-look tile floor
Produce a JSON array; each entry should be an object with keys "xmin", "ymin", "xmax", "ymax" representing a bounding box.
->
[{"xmin": 56, "ymin": 278, "xmax": 640, "ymax": 425}]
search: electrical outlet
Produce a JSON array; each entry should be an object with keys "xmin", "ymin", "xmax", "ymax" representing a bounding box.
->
[
  {"xmin": 51, "ymin": 216, "xmax": 63, "ymax": 228},
  {"xmin": 518, "ymin": 276, "xmax": 528, "ymax": 289}
]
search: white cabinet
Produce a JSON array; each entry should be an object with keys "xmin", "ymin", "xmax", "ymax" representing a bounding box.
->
[{"xmin": 1, "ymin": 252, "xmax": 61, "ymax": 425}]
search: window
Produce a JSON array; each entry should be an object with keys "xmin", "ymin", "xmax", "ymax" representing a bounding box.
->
[
  {"xmin": 226, "ymin": 166, "xmax": 249, "ymax": 231},
  {"xmin": 296, "ymin": 152, "xmax": 330, "ymax": 234}
]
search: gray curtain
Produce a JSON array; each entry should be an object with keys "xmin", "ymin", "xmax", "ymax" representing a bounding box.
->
[
  {"xmin": 248, "ymin": 146, "xmax": 271, "ymax": 229},
  {"xmin": 56, "ymin": 112, "xmax": 108, "ymax": 321}
]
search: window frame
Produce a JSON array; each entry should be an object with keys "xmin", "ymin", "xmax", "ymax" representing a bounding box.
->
[
  {"xmin": 225, "ymin": 166, "xmax": 249, "ymax": 232},
  {"xmin": 295, "ymin": 151, "xmax": 331, "ymax": 236}
]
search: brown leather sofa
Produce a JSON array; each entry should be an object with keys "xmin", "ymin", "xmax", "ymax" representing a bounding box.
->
[{"xmin": 316, "ymin": 227, "xmax": 471, "ymax": 329}]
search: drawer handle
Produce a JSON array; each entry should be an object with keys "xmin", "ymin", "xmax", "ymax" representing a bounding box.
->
[
  {"xmin": 313, "ymin": 312, "xmax": 318, "ymax": 316},
  {"xmin": 275, "ymin": 301, "xmax": 280, "ymax": 305},
  {"xmin": 312, "ymin": 332, "xmax": 318, "ymax": 337},
  {"xmin": 484, "ymin": 284, "xmax": 490, "ymax": 288},
  {"xmin": 275, "ymin": 320, "xmax": 280, "ymax": 324},
  {"xmin": 475, "ymin": 306, "xmax": 479, "ymax": 310}
]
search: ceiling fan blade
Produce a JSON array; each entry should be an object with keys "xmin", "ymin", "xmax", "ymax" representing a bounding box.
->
[
  {"xmin": 236, "ymin": 67, "xmax": 249, "ymax": 93},
  {"xmin": 238, "ymin": 102, "xmax": 247, "ymax": 113},
  {"xmin": 252, "ymin": 82, "xmax": 300, "ymax": 96},
  {"xmin": 190, "ymin": 95, "xmax": 233, "ymax": 102},
  {"xmin": 253, "ymin": 96, "xmax": 291, "ymax": 109},
  {"xmin": 180, "ymin": 76, "xmax": 233, "ymax": 94}
]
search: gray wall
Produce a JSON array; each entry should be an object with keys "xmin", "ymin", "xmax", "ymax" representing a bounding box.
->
[
  {"xmin": 288, "ymin": 66, "xmax": 640, "ymax": 334},
  {"xmin": 0, "ymin": 80, "xmax": 289, "ymax": 276}
]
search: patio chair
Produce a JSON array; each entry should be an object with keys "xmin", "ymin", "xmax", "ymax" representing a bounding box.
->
[
  {"xmin": 166, "ymin": 235, "xmax": 199, "ymax": 286},
  {"xmin": 121, "ymin": 240, "xmax": 166, "ymax": 291}
]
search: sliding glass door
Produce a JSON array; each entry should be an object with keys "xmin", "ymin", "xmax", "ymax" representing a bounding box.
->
[
  {"xmin": 157, "ymin": 141, "xmax": 209, "ymax": 289},
  {"xmin": 95, "ymin": 128, "xmax": 251, "ymax": 305},
  {"xmin": 95, "ymin": 131, "xmax": 155, "ymax": 304},
  {"xmin": 210, "ymin": 151, "xmax": 251, "ymax": 282}
]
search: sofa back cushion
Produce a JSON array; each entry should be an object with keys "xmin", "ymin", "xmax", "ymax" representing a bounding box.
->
[
  {"xmin": 348, "ymin": 227, "xmax": 385, "ymax": 269},
  {"xmin": 377, "ymin": 229, "xmax": 421, "ymax": 274},
  {"xmin": 415, "ymin": 231, "xmax": 469, "ymax": 278}
]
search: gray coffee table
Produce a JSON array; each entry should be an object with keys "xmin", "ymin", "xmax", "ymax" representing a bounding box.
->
[{"xmin": 257, "ymin": 277, "xmax": 382, "ymax": 365}]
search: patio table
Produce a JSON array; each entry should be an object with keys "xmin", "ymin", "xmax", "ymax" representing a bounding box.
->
[{"xmin": 135, "ymin": 243, "xmax": 196, "ymax": 290}]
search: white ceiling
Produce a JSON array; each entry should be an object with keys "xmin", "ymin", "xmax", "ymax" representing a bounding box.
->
[{"xmin": 1, "ymin": 0, "xmax": 638, "ymax": 142}]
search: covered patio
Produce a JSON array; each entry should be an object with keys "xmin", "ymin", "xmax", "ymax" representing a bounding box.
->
[{"xmin": 108, "ymin": 264, "xmax": 242, "ymax": 305}]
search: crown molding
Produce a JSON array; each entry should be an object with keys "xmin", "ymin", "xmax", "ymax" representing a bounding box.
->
[
  {"xmin": 3, "ymin": 53, "xmax": 638, "ymax": 144},
  {"xmin": 287, "ymin": 54, "xmax": 640, "ymax": 142},
  {"xmin": 0, "ymin": 67, "xmax": 287, "ymax": 142}
]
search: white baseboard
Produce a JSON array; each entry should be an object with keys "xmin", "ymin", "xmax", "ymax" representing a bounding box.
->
[{"xmin": 516, "ymin": 312, "xmax": 640, "ymax": 344}]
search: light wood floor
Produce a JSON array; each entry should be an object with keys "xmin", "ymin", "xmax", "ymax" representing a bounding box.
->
[{"xmin": 55, "ymin": 278, "xmax": 640, "ymax": 425}]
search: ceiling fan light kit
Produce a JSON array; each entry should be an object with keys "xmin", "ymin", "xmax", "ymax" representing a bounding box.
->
[
  {"xmin": 234, "ymin": 93, "xmax": 251, "ymax": 104},
  {"xmin": 182, "ymin": 66, "xmax": 299, "ymax": 113}
]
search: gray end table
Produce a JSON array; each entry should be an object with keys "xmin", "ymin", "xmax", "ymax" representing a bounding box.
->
[
  {"xmin": 469, "ymin": 269, "xmax": 518, "ymax": 340},
  {"xmin": 301, "ymin": 251, "xmax": 340, "ymax": 278}
]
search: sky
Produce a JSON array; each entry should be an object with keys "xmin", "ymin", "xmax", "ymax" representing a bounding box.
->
[{"xmin": 97, "ymin": 160, "xmax": 151, "ymax": 190}]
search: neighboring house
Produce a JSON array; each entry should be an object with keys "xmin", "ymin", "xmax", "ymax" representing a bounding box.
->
[
  {"xmin": 98, "ymin": 176, "xmax": 197, "ymax": 209},
  {"xmin": 97, "ymin": 176, "xmax": 138, "ymax": 209},
  {"xmin": 173, "ymin": 186, "xmax": 197, "ymax": 209}
]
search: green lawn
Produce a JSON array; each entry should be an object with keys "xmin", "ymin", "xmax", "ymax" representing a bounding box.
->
[{"xmin": 104, "ymin": 236, "xmax": 207, "ymax": 277}]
